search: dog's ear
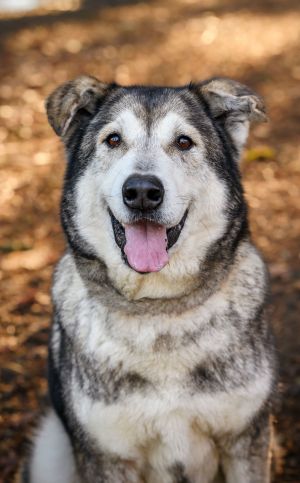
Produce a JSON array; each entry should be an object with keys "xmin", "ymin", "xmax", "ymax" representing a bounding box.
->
[
  {"xmin": 197, "ymin": 77, "xmax": 267, "ymax": 156},
  {"xmin": 46, "ymin": 76, "xmax": 112, "ymax": 140}
]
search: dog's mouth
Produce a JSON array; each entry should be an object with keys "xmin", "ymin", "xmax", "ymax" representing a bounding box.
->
[{"xmin": 109, "ymin": 210, "xmax": 188, "ymax": 274}]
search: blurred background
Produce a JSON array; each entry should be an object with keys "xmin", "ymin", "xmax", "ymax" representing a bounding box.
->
[{"xmin": 0, "ymin": 0, "xmax": 299, "ymax": 481}]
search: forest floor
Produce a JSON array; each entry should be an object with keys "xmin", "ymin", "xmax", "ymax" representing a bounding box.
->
[{"xmin": 0, "ymin": 0, "xmax": 299, "ymax": 481}]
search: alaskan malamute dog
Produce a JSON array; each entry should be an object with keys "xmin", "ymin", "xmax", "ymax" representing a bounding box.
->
[{"xmin": 22, "ymin": 76, "xmax": 276, "ymax": 483}]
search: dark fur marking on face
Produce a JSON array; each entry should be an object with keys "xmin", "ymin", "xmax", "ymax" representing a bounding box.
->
[{"xmin": 186, "ymin": 84, "xmax": 246, "ymax": 197}]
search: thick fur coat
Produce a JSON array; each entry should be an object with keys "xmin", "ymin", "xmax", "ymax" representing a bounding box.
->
[{"xmin": 21, "ymin": 76, "xmax": 276, "ymax": 483}]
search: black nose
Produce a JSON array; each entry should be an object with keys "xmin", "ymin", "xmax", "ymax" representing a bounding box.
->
[{"xmin": 122, "ymin": 175, "xmax": 164, "ymax": 211}]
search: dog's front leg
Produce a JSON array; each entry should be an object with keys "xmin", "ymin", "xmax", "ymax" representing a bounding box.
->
[{"xmin": 220, "ymin": 415, "xmax": 272, "ymax": 483}]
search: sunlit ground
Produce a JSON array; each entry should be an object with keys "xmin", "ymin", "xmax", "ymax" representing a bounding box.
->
[
  {"xmin": 0, "ymin": 0, "xmax": 299, "ymax": 481},
  {"xmin": 0, "ymin": 0, "xmax": 80, "ymax": 15}
]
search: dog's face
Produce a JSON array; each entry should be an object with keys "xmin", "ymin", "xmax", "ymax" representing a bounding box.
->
[{"xmin": 47, "ymin": 76, "xmax": 266, "ymax": 299}]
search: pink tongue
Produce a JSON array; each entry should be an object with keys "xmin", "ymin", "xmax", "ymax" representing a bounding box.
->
[{"xmin": 124, "ymin": 222, "xmax": 168, "ymax": 273}]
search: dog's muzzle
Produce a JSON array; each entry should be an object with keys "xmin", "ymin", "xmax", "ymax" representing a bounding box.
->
[{"xmin": 109, "ymin": 209, "xmax": 188, "ymax": 274}]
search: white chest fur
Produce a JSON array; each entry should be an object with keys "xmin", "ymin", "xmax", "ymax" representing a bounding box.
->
[
  {"xmin": 59, "ymin": 252, "xmax": 271, "ymax": 481},
  {"xmin": 71, "ymin": 350, "xmax": 271, "ymax": 482}
]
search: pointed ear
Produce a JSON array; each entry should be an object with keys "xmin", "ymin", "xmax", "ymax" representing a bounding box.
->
[
  {"xmin": 46, "ymin": 76, "xmax": 113, "ymax": 141},
  {"xmin": 197, "ymin": 77, "xmax": 267, "ymax": 157}
]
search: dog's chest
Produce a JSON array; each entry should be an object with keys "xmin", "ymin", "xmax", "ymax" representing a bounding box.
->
[
  {"xmin": 72, "ymin": 377, "xmax": 221, "ymax": 479},
  {"xmin": 70, "ymin": 326, "xmax": 269, "ymax": 473},
  {"xmin": 65, "ymin": 290, "xmax": 271, "ymax": 476}
]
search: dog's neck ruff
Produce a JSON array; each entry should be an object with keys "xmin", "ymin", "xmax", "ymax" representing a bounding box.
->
[
  {"xmin": 73, "ymin": 222, "xmax": 247, "ymax": 316},
  {"xmin": 74, "ymin": 254, "xmax": 218, "ymax": 316}
]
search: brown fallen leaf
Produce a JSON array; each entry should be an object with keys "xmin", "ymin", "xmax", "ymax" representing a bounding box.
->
[{"xmin": 1, "ymin": 245, "xmax": 56, "ymax": 271}]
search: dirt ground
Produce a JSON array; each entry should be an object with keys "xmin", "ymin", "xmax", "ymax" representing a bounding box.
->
[{"xmin": 0, "ymin": 0, "xmax": 299, "ymax": 481}]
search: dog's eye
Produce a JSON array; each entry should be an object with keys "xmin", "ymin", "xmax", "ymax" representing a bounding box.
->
[
  {"xmin": 106, "ymin": 133, "xmax": 121, "ymax": 148},
  {"xmin": 176, "ymin": 135, "xmax": 193, "ymax": 151}
]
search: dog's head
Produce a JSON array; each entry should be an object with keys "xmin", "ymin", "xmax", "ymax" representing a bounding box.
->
[{"xmin": 47, "ymin": 76, "xmax": 266, "ymax": 298}]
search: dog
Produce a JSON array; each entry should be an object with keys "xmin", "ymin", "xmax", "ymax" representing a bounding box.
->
[{"xmin": 20, "ymin": 75, "xmax": 276, "ymax": 483}]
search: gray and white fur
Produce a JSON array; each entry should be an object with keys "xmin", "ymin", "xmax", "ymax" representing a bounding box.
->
[{"xmin": 20, "ymin": 76, "xmax": 276, "ymax": 483}]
